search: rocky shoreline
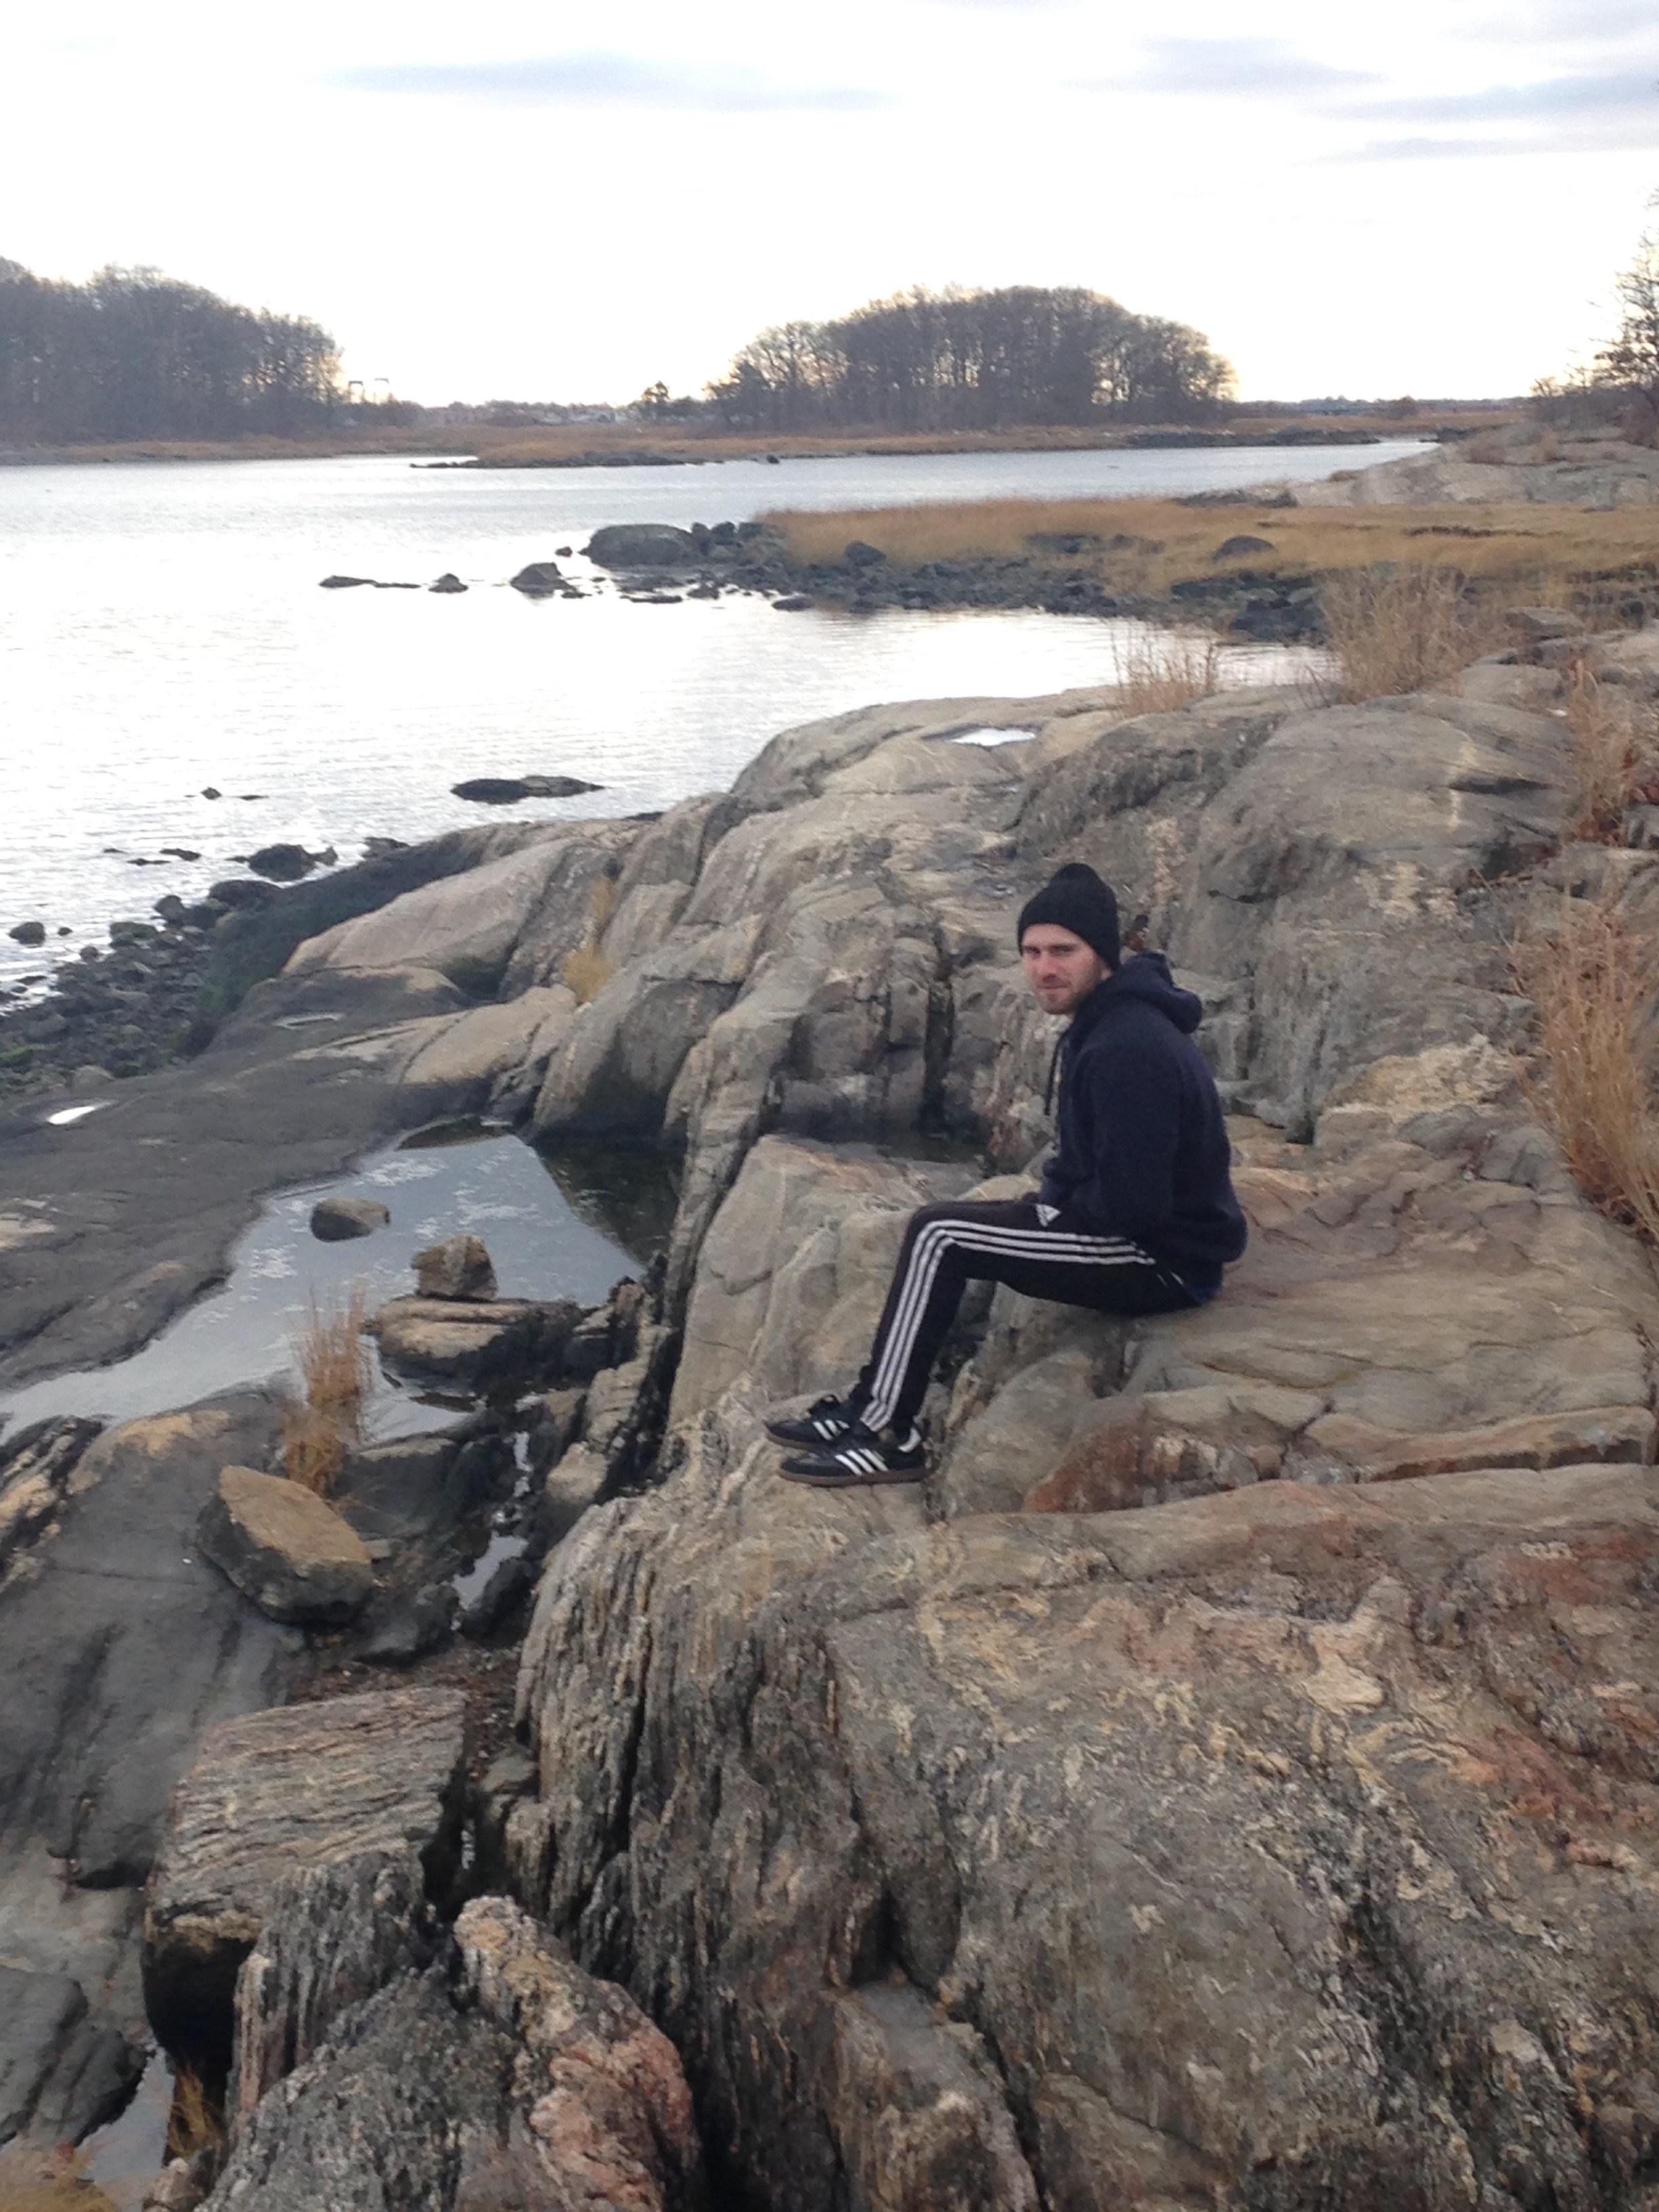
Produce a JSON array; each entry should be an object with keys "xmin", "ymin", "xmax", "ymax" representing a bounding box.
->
[
  {"xmin": 562, "ymin": 515, "xmax": 1330, "ymax": 640},
  {"xmin": 7, "ymin": 630, "xmax": 1659, "ymax": 2207}
]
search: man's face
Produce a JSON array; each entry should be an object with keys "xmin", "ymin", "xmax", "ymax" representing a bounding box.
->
[{"xmin": 1021, "ymin": 924, "xmax": 1111, "ymax": 1017}]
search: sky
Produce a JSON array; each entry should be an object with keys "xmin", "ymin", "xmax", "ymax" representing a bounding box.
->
[{"xmin": 4, "ymin": 0, "xmax": 1656, "ymax": 405}]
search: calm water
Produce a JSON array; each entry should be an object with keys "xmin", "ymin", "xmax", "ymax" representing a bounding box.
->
[
  {"xmin": 0, "ymin": 1122, "xmax": 668, "ymax": 1440},
  {"xmin": 0, "ymin": 441, "xmax": 1417, "ymax": 994}
]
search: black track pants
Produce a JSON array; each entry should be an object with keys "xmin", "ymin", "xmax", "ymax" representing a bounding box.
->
[{"xmin": 855, "ymin": 1197, "xmax": 1195, "ymax": 1432}]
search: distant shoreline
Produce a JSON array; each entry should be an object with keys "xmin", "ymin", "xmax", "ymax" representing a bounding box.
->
[{"xmin": 0, "ymin": 412, "xmax": 1505, "ymax": 472}]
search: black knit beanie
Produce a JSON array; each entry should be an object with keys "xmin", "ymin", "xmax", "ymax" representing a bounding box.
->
[{"xmin": 1017, "ymin": 863, "xmax": 1121, "ymax": 968}]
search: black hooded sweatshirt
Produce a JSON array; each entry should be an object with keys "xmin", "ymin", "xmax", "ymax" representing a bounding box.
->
[{"xmin": 1037, "ymin": 952, "xmax": 1247, "ymax": 1298}]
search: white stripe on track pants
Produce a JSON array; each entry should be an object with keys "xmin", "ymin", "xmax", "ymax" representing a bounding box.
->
[{"xmin": 856, "ymin": 1196, "xmax": 1195, "ymax": 1433}]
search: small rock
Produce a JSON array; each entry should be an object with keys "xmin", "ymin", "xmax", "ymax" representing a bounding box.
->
[
  {"xmin": 508, "ymin": 560, "xmax": 577, "ymax": 597},
  {"xmin": 142, "ymin": 2156, "xmax": 206, "ymax": 2211},
  {"xmin": 1214, "ymin": 534, "xmax": 1276, "ymax": 558},
  {"xmin": 310, "ymin": 1195, "xmax": 391, "ymax": 1243},
  {"xmin": 160, "ymin": 846, "xmax": 201, "ymax": 861},
  {"xmin": 555, "ymin": 544, "xmax": 573, "ymax": 557},
  {"xmin": 1507, "ymin": 605, "xmax": 1584, "ymax": 640},
  {"xmin": 201, "ymin": 786, "xmax": 221, "ymax": 799},
  {"xmin": 319, "ymin": 574, "xmax": 375, "ymax": 589},
  {"xmin": 197, "ymin": 1466, "xmax": 375, "ymax": 1624},
  {"xmin": 585, "ymin": 523, "xmax": 699, "ymax": 569},
  {"xmin": 844, "ymin": 540, "xmax": 886, "ymax": 568},
  {"xmin": 246, "ymin": 843, "xmax": 333, "ymax": 884},
  {"xmin": 773, "ymin": 595, "xmax": 813, "ymax": 612},
  {"xmin": 413, "ymin": 1233, "xmax": 497, "ymax": 1300},
  {"xmin": 428, "ymin": 572, "xmax": 468, "ymax": 594},
  {"xmin": 450, "ymin": 774, "xmax": 602, "ymax": 804},
  {"xmin": 361, "ymin": 835, "xmax": 409, "ymax": 859},
  {"xmin": 356, "ymin": 1582, "xmax": 456, "ymax": 1666},
  {"xmin": 207, "ymin": 878, "xmax": 279, "ymax": 910},
  {"xmin": 7, "ymin": 920, "xmax": 45, "ymax": 946},
  {"xmin": 152, "ymin": 894, "xmax": 188, "ymax": 923}
]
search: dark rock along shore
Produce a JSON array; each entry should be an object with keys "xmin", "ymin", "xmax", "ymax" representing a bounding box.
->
[{"xmin": 5, "ymin": 621, "xmax": 1659, "ymax": 2207}]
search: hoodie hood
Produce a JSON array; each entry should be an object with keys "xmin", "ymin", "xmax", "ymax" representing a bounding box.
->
[{"xmin": 1073, "ymin": 951, "xmax": 1204, "ymax": 1038}]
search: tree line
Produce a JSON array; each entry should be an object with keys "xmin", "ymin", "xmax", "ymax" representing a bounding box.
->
[
  {"xmin": 0, "ymin": 259, "xmax": 342, "ymax": 441},
  {"xmin": 703, "ymin": 285, "xmax": 1235, "ymax": 432},
  {"xmin": 1532, "ymin": 202, "xmax": 1659, "ymax": 443}
]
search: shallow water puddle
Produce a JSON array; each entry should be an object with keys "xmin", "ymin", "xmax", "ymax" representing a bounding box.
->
[{"xmin": 0, "ymin": 1124, "xmax": 673, "ymax": 1442}]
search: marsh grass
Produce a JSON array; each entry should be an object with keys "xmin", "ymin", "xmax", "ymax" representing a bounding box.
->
[
  {"xmin": 765, "ymin": 495, "xmax": 1658, "ymax": 613},
  {"xmin": 281, "ymin": 1286, "xmax": 372, "ymax": 1495},
  {"xmin": 1565, "ymin": 665, "xmax": 1647, "ymax": 842},
  {"xmin": 1112, "ymin": 632, "xmax": 1222, "ymax": 715},
  {"xmin": 1513, "ymin": 895, "xmax": 1659, "ymax": 1240}
]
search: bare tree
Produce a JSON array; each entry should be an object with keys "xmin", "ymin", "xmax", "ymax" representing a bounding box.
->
[
  {"xmin": 0, "ymin": 255, "xmax": 343, "ymax": 441},
  {"xmin": 1597, "ymin": 221, "xmax": 1659, "ymax": 444},
  {"xmin": 708, "ymin": 284, "xmax": 1233, "ymax": 434}
]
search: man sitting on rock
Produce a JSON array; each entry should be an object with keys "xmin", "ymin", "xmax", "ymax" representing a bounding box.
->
[{"xmin": 769, "ymin": 862, "xmax": 1248, "ymax": 1486}]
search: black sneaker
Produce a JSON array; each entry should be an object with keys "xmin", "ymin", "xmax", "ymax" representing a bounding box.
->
[
  {"xmin": 777, "ymin": 1420, "xmax": 926, "ymax": 1487},
  {"xmin": 765, "ymin": 1393, "xmax": 865, "ymax": 1448}
]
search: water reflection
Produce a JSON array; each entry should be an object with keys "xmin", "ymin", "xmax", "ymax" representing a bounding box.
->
[{"xmin": 0, "ymin": 1124, "xmax": 664, "ymax": 1441}]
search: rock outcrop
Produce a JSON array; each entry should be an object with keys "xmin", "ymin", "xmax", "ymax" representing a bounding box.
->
[
  {"xmin": 205, "ymin": 1890, "xmax": 704, "ymax": 2212},
  {"xmin": 493, "ymin": 630, "xmax": 1659, "ymax": 2207},
  {"xmin": 1292, "ymin": 428, "xmax": 1659, "ymax": 508}
]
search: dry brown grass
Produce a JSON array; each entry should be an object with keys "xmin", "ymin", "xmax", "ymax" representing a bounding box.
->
[
  {"xmin": 1513, "ymin": 895, "xmax": 1659, "ymax": 1239},
  {"xmin": 165, "ymin": 2066, "xmax": 224, "ymax": 2169},
  {"xmin": 281, "ymin": 1286, "xmax": 372, "ymax": 1495},
  {"xmin": 1565, "ymin": 664, "xmax": 1648, "ymax": 840},
  {"xmin": 1113, "ymin": 632, "xmax": 1222, "ymax": 714},
  {"xmin": 0, "ymin": 2150, "xmax": 117, "ymax": 2212},
  {"xmin": 764, "ymin": 494, "xmax": 1659, "ymax": 609},
  {"xmin": 561, "ymin": 945, "xmax": 615, "ymax": 1004},
  {"xmin": 1317, "ymin": 565, "xmax": 1507, "ymax": 702},
  {"xmin": 562, "ymin": 874, "xmax": 619, "ymax": 1005}
]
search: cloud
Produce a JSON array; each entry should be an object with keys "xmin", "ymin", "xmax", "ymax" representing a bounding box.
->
[
  {"xmin": 1088, "ymin": 37, "xmax": 1380, "ymax": 98},
  {"xmin": 1343, "ymin": 69, "xmax": 1658, "ymax": 123},
  {"xmin": 329, "ymin": 54, "xmax": 894, "ymax": 112},
  {"xmin": 1509, "ymin": 0, "xmax": 1659, "ymax": 37}
]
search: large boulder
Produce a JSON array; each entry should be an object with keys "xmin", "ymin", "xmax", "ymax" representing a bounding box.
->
[
  {"xmin": 368, "ymin": 1294, "xmax": 580, "ymax": 1387},
  {"xmin": 585, "ymin": 523, "xmax": 700, "ymax": 569},
  {"xmin": 144, "ymin": 1686, "xmax": 466, "ymax": 2064},
  {"xmin": 197, "ymin": 1467, "xmax": 375, "ymax": 1625}
]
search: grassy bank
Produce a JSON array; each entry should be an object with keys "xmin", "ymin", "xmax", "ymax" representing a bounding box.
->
[
  {"xmin": 763, "ymin": 495, "xmax": 1659, "ymax": 612},
  {"xmin": 0, "ymin": 407, "xmax": 1515, "ymax": 470}
]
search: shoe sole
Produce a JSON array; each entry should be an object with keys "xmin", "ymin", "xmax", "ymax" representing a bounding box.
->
[{"xmin": 777, "ymin": 1462, "xmax": 925, "ymax": 1488}]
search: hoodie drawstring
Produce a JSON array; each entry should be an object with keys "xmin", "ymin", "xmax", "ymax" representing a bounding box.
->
[{"xmin": 1043, "ymin": 1029, "xmax": 1067, "ymax": 1118}]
